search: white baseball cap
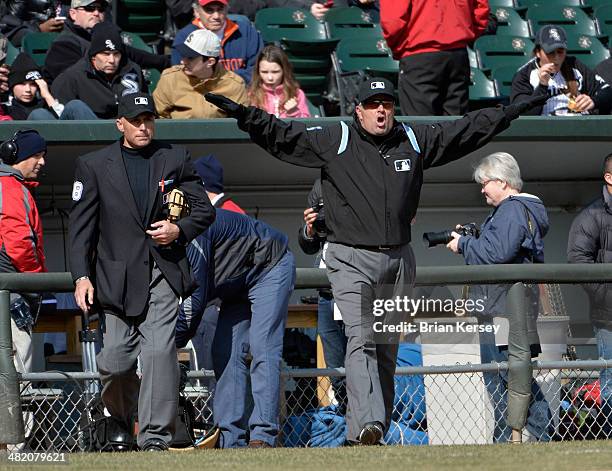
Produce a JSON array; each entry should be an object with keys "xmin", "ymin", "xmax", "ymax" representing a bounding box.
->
[{"xmin": 176, "ymin": 29, "xmax": 221, "ymax": 59}]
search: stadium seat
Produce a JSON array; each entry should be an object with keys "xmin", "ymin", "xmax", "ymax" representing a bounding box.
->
[
  {"xmin": 491, "ymin": 65, "xmax": 521, "ymax": 97},
  {"xmin": 474, "ymin": 35, "xmax": 534, "ymax": 71},
  {"xmin": 527, "ymin": 5, "xmax": 600, "ymax": 37},
  {"xmin": 520, "ymin": 0, "xmax": 586, "ymax": 6},
  {"xmin": 306, "ymin": 97, "xmax": 323, "ymax": 117},
  {"xmin": 589, "ymin": 0, "xmax": 612, "ymax": 9},
  {"xmin": 467, "ymin": 47, "xmax": 479, "ymax": 69},
  {"xmin": 255, "ymin": 8, "xmax": 338, "ymax": 50},
  {"xmin": 116, "ymin": 0, "xmax": 164, "ymax": 42},
  {"xmin": 469, "ymin": 68, "xmax": 501, "ymax": 101},
  {"xmin": 564, "ymin": 34, "xmax": 609, "ymax": 69},
  {"xmin": 335, "ymin": 37, "xmax": 398, "ymax": 77},
  {"xmin": 595, "ymin": 4, "xmax": 612, "ymax": 38},
  {"xmin": 22, "ymin": 32, "xmax": 58, "ymax": 67},
  {"xmin": 325, "ymin": 6, "xmax": 382, "ymax": 41},
  {"xmin": 120, "ymin": 32, "xmax": 153, "ymax": 53},
  {"xmin": 5, "ymin": 39, "xmax": 19, "ymax": 66},
  {"xmin": 489, "ymin": 0, "xmax": 527, "ymax": 14},
  {"xmin": 492, "ymin": 7, "xmax": 532, "ymax": 37},
  {"xmin": 489, "ymin": 0, "xmax": 520, "ymax": 7},
  {"xmin": 143, "ymin": 68, "xmax": 161, "ymax": 93}
]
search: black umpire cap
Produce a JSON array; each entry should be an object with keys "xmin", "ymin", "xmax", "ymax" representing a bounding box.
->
[
  {"xmin": 358, "ymin": 77, "xmax": 395, "ymax": 103},
  {"xmin": 117, "ymin": 92, "xmax": 156, "ymax": 119}
]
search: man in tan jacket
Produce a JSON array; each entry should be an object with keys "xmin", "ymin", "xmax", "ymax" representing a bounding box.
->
[{"xmin": 153, "ymin": 28, "xmax": 248, "ymax": 119}]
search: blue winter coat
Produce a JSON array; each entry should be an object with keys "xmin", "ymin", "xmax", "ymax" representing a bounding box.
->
[{"xmin": 458, "ymin": 194, "xmax": 550, "ymax": 317}]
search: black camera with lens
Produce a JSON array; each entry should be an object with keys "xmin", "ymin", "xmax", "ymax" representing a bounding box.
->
[
  {"xmin": 311, "ymin": 198, "xmax": 327, "ymax": 238},
  {"xmin": 422, "ymin": 222, "xmax": 480, "ymax": 248}
]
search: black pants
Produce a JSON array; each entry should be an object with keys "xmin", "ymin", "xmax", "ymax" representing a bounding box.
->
[{"xmin": 399, "ymin": 48, "xmax": 469, "ymax": 116}]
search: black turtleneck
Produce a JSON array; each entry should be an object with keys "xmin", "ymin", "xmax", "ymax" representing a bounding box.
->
[{"xmin": 121, "ymin": 143, "xmax": 153, "ymax": 222}]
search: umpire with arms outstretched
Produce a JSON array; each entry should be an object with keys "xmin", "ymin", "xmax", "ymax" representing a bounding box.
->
[
  {"xmin": 205, "ymin": 79, "xmax": 548, "ymax": 446},
  {"xmin": 69, "ymin": 92, "xmax": 215, "ymax": 451}
]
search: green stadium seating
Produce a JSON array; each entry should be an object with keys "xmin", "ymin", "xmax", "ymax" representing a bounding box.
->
[
  {"xmin": 490, "ymin": 0, "xmax": 527, "ymax": 14},
  {"xmin": 22, "ymin": 32, "xmax": 59, "ymax": 67},
  {"xmin": 589, "ymin": 0, "xmax": 612, "ymax": 9},
  {"xmin": 467, "ymin": 47, "xmax": 479, "ymax": 69},
  {"xmin": 255, "ymin": 8, "xmax": 339, "ymax": 105},
  {"xmin": 595, "ymin": 4, "xmax": 612, "ymax": 38},
  {"xmin": 325, "ymin": 6, "xmax": 382, "ymax": 40},
  {"xmin": 335, "ymin": 37, "xmax": 398, "ymax": 77},
  {"xmin": 474, "ymin": 35, "xmax": 534, "ymax": 71},
  {"xmin": 116, "ymin": 0, "xmax": 163, "ymax": 42},
  {"xmin": 5, "ymin": 40, "xmax": 19, "ymax": 66},
  {"xmin": 489, "ymin": 0, "xmax": 520, "ymax": 7},
  {"xmin": 519, "ymin": 0, "xmax": 585, "ymax": 6},
  {"xmin": 527, "ymin": 5, "xmax": 600, "ymax": 37},
  {"xmin": 492, "ymin": 7, "xmax": 532, "ymax": 37},
  {"xmin": 491, "ymin": 65, "xmax": 521, "ymax": 97},
  {"xmin": 564, "ymin": 33, "xmax": 609, "ymax": 69},
  {"xmin": 120, "ymin": 32, "xmax": 153, "ymax": 53},
  {"xmin": 255, "ymin": 8, "xmax": 336, "ymax": 47},
  {"xmin": 469, "ymin": 67, "xmax": 501, "ymax": 100},
  {"xmin": 143, "ymin": 68, "xmax": 161, "ymax": 93}
]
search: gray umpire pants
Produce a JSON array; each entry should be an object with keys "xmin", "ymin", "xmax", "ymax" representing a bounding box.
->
[
  {"xmin": 97, "ymin": 263, "xmax": 180, "ymax": 448},
  {"xmin": 326, "ymin": 242, "xmax": 415, "ymax": 443}
]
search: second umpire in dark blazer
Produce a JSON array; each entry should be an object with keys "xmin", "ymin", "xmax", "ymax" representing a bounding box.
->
[{"xmin": 69, "ymin": 92, "xmax": 215, "ymax": 451}]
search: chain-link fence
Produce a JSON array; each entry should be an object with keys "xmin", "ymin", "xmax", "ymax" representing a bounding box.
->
[{"xmin": 8, "ymin": 360, "xmax": 612, "ymax": 451}]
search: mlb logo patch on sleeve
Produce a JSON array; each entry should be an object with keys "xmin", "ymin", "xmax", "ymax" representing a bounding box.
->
[{"xmin": 72, "ymin": 181, "xmax": 83, "ymax": 201}]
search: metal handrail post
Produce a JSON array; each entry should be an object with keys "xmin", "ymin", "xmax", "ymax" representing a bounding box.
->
[
  {"xmin": 0, "ymin": 290, "xmax": 24, "ymax": 445},
  {"xmin": 506, "ymin": 282, "xmax": 532, "ymax": 443}
]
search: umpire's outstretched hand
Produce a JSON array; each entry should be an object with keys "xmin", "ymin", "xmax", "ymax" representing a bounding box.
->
[
  {"xmin": 205, "ymin": 93, "xmax": 246, "ymax": 119},
  {"xmin": 503, "ymin": 89, "xmax": 550, "ymax": 120}
]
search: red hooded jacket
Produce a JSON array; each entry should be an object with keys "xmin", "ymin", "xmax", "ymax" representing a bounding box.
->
[
  {"xmin": 381, "ymin": 0, "xmax": 489, "ymax": 59},
  {"xmin": 0, "ymin": 164, "xmax": 46, "ymax": 273}
]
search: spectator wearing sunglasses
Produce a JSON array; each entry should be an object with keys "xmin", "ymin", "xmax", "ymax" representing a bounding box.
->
[{"xmin": 44, "ymin": 0, "xmax": 169, "ymax": 84}]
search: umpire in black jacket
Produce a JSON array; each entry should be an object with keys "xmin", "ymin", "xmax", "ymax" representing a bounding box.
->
[
  {"xmin": 205, "ymin": 78, "xmax": 548, "ymax": 446},
  {"xmin": 69, "ymin": 92, "xmax": 215, "ymax": 451}
]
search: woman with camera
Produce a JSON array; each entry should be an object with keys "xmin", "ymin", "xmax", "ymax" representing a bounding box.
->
[{"xmin": 445, "ymin": 151, "xmax": 551, "ymax": 442}]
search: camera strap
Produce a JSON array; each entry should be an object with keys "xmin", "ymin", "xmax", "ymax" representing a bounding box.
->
[{"xmin": 515, "ymin": 199, "xmax": 541, "ymax": 263}]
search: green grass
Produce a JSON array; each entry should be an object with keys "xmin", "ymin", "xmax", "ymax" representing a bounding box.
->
[{"xmin": 2, "ymin": 441, "xmax": 612, "ymax": 471}]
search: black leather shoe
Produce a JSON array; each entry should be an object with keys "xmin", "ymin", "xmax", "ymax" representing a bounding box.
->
[
  {"xmin": 358, "ymin": 422, "xmax": 383, "ymax": 445},
  {"xmin": 141, "ymin": 439, "xmax": 169, "ymax": 452}
]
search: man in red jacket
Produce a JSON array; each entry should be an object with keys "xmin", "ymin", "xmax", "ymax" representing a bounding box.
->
[
  {"xmin": 0, "ymin": 129, "xmax": 47, "ymax": 449},
  {"xmin": 380, "ymin": 0, "xmax": 489, "ymax": 116}
]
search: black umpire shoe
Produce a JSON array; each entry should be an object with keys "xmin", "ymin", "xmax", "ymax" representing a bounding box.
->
[
  {"xmin": 358, "ymin": 421, "xmax": 384, "ymax": 445},
  {"xmin": 141, "ymin": 439, "xmax": 169, "ymax": 452}
]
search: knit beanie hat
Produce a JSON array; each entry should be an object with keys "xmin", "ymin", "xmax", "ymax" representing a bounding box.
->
[
  {"xmin": 3, "ymin": 130, "xmax": 47, "ymax": 164},
  {"xmin": 8, "ymin": 53, "xmax": 42, "ymax": 90},
  {"xmin": 194, "ymin": 155, "xmax": 224, "ymax": 193},
  {"xmin": 89, "ymin": 22, "xmax": 124, "ymax": 57}
]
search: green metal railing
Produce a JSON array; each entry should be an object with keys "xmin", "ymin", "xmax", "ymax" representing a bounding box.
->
[{"xmin": 2, "ymin": 263, "xmax": 612, "ymax": 445}]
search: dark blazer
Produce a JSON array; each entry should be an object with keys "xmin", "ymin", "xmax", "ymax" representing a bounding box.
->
[{"xmin": 69, "ymin": 139, "xmax": 215, "ymax": 317}]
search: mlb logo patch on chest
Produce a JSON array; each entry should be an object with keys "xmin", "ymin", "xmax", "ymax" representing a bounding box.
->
[{"xmin": 394, "ymin": 159, "xmax": 411, "ymax": 172}]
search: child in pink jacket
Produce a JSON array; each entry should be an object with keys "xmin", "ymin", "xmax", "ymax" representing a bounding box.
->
[{"xmin": 248, "ymin": 45, "xmax": 311, "ymax": 118}]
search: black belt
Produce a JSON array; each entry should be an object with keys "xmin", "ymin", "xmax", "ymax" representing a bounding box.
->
[{"xmin": 347, "ymin": 244, "xmax": 404, "ymax": 252}]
